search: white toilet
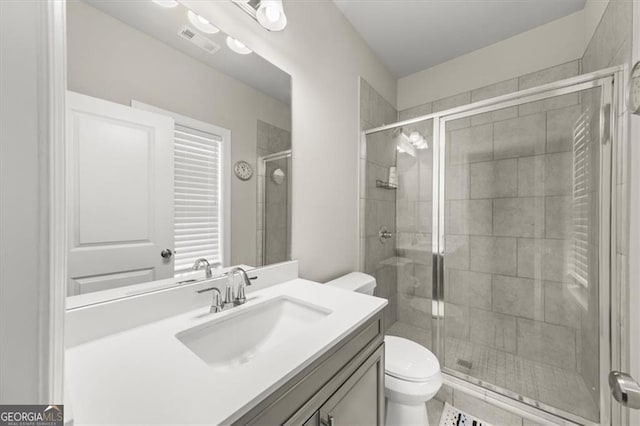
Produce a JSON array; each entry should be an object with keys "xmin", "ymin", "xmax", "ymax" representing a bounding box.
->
[{"xmin": 326, "ymin": 272, "xmax": 443, "ymax": 426}]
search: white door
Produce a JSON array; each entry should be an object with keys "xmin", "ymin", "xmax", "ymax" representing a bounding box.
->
[{"xmin": 66, "ymin": 91, "xmax": 174, "ymax": 296}]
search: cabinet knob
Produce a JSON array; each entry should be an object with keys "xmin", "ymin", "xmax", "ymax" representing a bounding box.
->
[{"xmin": 160, "ymin": 248, "xmax": 173, "ymax": 259}]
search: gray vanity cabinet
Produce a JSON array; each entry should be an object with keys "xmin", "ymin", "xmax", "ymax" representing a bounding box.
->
[
  {"xmin": 236, "ymin": 312, "xmax": 385, "ymax": 426},
  {"xmin": 314, "ymin": 346, "xmax": 383, "ymax": 426}
]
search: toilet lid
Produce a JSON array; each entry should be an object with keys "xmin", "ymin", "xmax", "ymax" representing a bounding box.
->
[{"xmin": 384, "ymin": 335, "xmax": 440, "ymax": 382}]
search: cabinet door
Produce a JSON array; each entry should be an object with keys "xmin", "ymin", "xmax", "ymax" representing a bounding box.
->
[
  {"xmin": 302, "ymin": 412, "xmax": 320, "ymax": 426},
  {"xmin": 318, "ymin": 345, "xmax": 384, "ymax": 426}
]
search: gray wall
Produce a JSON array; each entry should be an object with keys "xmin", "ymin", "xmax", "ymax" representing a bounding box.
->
[
  {"xmin": 184, "ymin": 0, "xmax": 398, "ymax": 283},
  {"xmin": 359, "ymin": 78, "xmax": 398, "ymax": 329},
  {"xmin": 0, "ymin": 1, "xmax": 50, "ymax": 404}
]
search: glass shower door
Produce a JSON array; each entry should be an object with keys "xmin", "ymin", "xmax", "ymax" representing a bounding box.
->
[{"xmin": 437, "ymin": 80, "xmax": 612, "ymax": 423}]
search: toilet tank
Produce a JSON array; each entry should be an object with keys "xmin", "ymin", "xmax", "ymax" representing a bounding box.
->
[{"xmin": 325, "ymin": 272, "xmax": 376, "ymax": 295}]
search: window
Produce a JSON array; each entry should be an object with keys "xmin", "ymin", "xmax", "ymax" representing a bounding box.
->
[
  {"xmin": 174, "ymin": 124, "xmax": 223, "ymax": 274},
  {"xmin": 131, "ymin": 101, "xmax": 230, "ymax": 276}
]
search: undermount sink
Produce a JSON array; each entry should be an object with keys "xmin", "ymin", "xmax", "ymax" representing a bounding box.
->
[{"xmin": 177, "ymin": 296, "xmax": 332, "ymax": 370}]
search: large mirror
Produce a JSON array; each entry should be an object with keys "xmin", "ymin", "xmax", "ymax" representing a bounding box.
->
[{"xmin": 65, "ymin": 0, "xmax": 292, "ymax": 306}]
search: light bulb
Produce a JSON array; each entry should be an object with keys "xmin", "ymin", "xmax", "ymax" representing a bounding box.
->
[
  {"xmin": 256, "ymin": 0, "xmax": 287, "ymax": 31},
  {"xmin": 187, "ymin": 10, "xmax": 220, "ymax": 34},
  {"xmin": 152, "ymin": 0, "xmax": 178, "ymax": 8},
  {"xmin": 226, "ymin": 36, "xmax": 252, "ymax": 55},
  {"xmin": 265, "ymin": 6, "xmax": 281, "ymax": 22}
]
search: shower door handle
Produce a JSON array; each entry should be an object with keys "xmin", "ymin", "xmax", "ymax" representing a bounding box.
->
[{"xmin": 609, "ymin": 371, "xmax": 640, "ymax": 409}]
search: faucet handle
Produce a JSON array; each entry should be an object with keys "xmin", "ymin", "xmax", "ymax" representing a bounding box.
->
[
  {"xmin": 224, "ymin": 285, "xmax": 235, "ymax": 308},
  {"xmin": 235, "ymin": 286, "xmax": 247, "ymax": 306}
]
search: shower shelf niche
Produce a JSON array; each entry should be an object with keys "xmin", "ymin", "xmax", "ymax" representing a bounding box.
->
[{"xmin": 375, "ymin": 180, "xmax": 398, "ymax": 190}]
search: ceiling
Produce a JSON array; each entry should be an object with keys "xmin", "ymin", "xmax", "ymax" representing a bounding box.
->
[
  {"xmin": 334, "ymin": 0, "xmax": 587, "ymax": 78},
  {"xmin": 84, "ymin": 0, "xmax": 291, "ymax": 105}
]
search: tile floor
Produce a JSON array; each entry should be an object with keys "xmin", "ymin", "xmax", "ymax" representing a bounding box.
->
[{"xmin": 387, "ymin": 320, "xmax": 599, "ymax": 422}]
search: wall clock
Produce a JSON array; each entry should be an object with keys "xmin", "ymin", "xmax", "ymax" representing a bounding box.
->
[
  {"xmin": 234, "ymin": 160, "xmax": 253, "ymax": 181},
  {"xmin": 628, "ymin": 61, "xmax": 640, "ymax": 115}
]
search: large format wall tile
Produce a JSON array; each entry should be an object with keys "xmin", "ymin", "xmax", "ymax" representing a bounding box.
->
[
  {"xmin": 546, "ymin": 105, "xmax": 581, "ymax": 153},
  {"xmin": 518, "ymin": 60, "xmax": 580, "ymax": 90},
  {"xmin": 544, "ymin": 281, "xmax": 582, "ymax": 329},
  {"xmin": 519, "ymin": 93, "xmax": 580, "ymax": 116},
  {"xmin": 493, "ymin": 113, "xmax": 546, "ymax": 160},
  {"xmin": 448, "ymin": 124, "xmax": 493, "ymax": 165},
  {"xmin": 517, "ymin": 152, "xmax": 573, "ymax": 197},
  {"xmin": 447, "ymin": 269, "xmax": 492, "ymax": 309},
  {"xmin": 545, "ymin": 195, "xmax": 572, "ymax": 239},
  {"xmin": 445, "ymin": 235, "xmax": 470, "ymax": 270},
  {"xmin": 469, "ymin": 236, "xmax": 517, "ymax": 275},
  {"xmin": 493, "ymin": 197, "xmax": 545, "ymax": 238},
  {"xmin": 471, "ymin": 78, "xmax": 518, "ymax": 102},
  {"xmin": 492, "ymin": 274, "xmax": 544, "ymax": 321},
  {"xmin": 470, "ymin": 106, "xmax": 518, "ymax": 127},
  {"xmin": 445, "ymin": 164, "xmax": 470, "ymax": 200},
  {"xmin": 448, "ymin": 199, "xmax": 492, "ymax": 236},
  {"xmin": 517, "ymin": 238, "xmax": 569, "ymax": 282},
  {"xmin": 433, "ymin": 92, "xmax": 471, "ymax": 113},
  {"xmin": 470, "ymin": 159, "xmax": 518, "ymax": 199}
]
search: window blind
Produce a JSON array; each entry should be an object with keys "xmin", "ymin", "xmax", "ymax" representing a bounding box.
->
[
  {"xmin": 570, "ymin": 110, "xmax": 591, "ymax": 288},
  {"xmin": 174, "ymin": 124, "xmax": 223, "ymax": 275}
]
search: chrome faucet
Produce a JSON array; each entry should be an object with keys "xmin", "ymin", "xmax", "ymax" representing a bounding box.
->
[
  {"xmin": 197, "ymin": 286, "xmax": 224, "ymax": 313},
  {"xmin": 192, "ymin": 258, "xmax": 212, "ymax": 278},
  {"xmin": 228, "ymin": 266, "xmax": 252, "ymax": 306}
]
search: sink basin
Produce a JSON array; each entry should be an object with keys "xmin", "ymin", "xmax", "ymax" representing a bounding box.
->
[{"xmin": 177, "ymin": 296, "xmax": 332, "ymax": 370}]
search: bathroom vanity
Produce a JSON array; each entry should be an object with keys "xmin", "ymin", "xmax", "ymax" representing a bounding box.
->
[{"xmin": 64, "ymin": 262, "xmax": 386, "ymax": 425}]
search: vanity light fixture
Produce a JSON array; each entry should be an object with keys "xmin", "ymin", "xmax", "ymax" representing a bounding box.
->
[
  {"xmin": 232, "ymin": 0, "xmax": 288, "ymax": 32},
  {"xmin": 256, "ymin": 0, "xmax": 287, "ymax": 31},
  {"xmin": 226, "ymin": 36, "xmax": 253, "ymax": 55},
  {"xmin": 187, "ymin": 10, "xmax": 220, "ymax": 34},
  {"xmin": 152, "ymin": 0, "xmax": 178, "ymax": 8}
]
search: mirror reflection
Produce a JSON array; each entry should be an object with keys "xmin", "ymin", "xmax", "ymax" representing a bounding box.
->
[{"xmin": 65, "ymin": 0, "xmax": 292, "ymax": 304}]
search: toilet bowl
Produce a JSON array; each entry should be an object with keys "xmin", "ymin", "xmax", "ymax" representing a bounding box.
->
[
  {"xmin": 325, "ymin": 272, "xmax": 443, "ymax": 426},
  {"xmin": 384, "ymin": 335, "xmax": 443, "ymax": 425}
]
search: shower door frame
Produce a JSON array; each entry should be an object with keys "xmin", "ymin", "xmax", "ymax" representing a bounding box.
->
[
  {"xmin": 363, "ymin": 65, "xmax": 625, "ymax": 425},
  {"xmin": 434, "ymin": 75, "xmax": 615, "ymax": 426},
  {"xmin": 258, "ymin": 149, "xmax": 292, "ymax": 266}
]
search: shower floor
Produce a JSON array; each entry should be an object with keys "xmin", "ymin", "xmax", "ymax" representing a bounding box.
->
[{"xmin": 387, "ymin": 321, "xmax": 599, "ymax": 422}]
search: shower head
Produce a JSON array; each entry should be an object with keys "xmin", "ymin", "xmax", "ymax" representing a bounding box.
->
[{"xmin": 393, "ymin": 126, "xmax": 417, "ymax": 157}]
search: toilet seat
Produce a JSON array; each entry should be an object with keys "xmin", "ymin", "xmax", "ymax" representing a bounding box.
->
[{"xmin": 384, "ymin": 335, "xmax": 441, "ymax": 382}]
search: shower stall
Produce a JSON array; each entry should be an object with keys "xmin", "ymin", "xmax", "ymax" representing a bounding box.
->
[{"xmin": 362, "ymin": 68, "xmax": 623, "ymax": 424}]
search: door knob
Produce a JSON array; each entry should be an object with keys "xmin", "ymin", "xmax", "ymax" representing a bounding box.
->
[
  {"xmin": 609, "ymin": 371, "xmax": 640, "ymax": 409},
  {"xmin": 160, "ymin": 248, "xmax": 173, "ymax": 259}
]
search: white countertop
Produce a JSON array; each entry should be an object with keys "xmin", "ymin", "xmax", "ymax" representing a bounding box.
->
[{"xmin": 65, "ymin": 279, "xmax": 386, "ymax": 424}]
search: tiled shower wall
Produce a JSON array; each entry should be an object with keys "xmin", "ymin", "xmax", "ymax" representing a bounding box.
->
[
  {"xmin": 359, "ymin": 78, "xmax": 398, "ymax": 329},
  {"xmin": 580, "ymin": 0, "xmax": 632, "ymax": 404},
  {"xmin": 395, "ymin": 60, "xmax": 583, "ymax": 350},
  {"xmin": 256, "ymin": 120, "xmax": 291, "ymax": 266}
]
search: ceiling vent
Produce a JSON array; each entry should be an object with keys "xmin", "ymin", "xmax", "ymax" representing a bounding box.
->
[{"xmin": 177, "ymin": 25, "xmax": 221, "ymax": 55}]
